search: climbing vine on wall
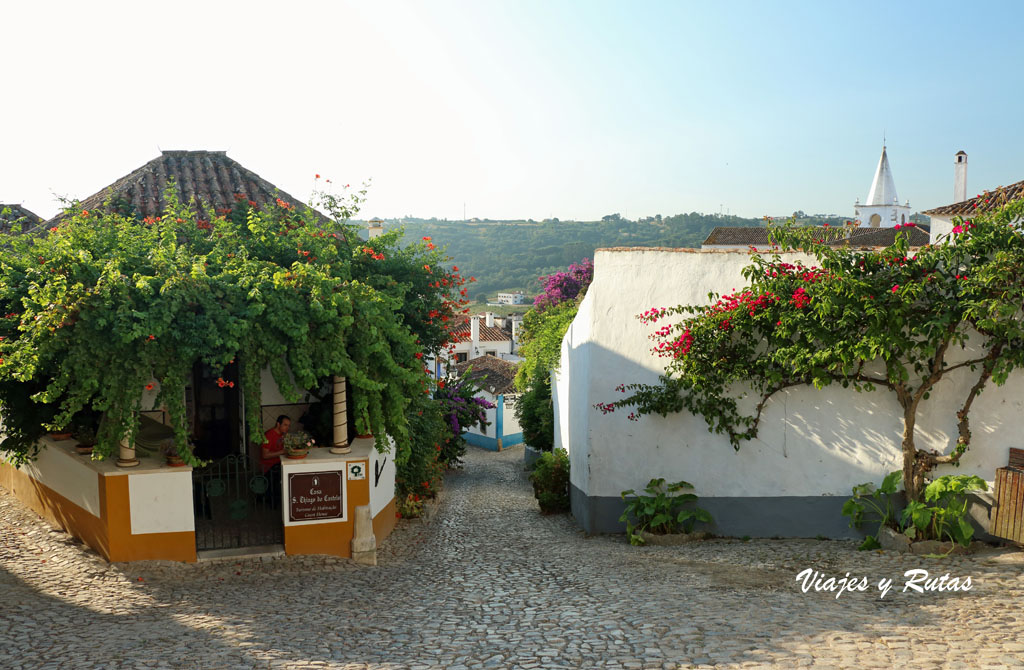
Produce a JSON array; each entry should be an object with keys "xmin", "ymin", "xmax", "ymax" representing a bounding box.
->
[
  {"xmin": 595, "ymin": 201, "xmax": 1024, "ymax": 502},
  {"xmin": 0, "ymin": 183, "xmax": 471, "ymax": 466}
]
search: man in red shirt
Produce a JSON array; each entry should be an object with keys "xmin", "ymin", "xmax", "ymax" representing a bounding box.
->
[{"xmin": 261, "ymin": 415, "xmax": 290, "ymax": 474}]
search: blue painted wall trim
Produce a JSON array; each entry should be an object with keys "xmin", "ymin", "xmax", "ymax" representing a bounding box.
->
[
  {"xmin": 464, "ymin": 432, "xmax": 500, "ymax": 451},
  {"xmin": 502, "ymin": 431, "xmax": 524, "ymax": 447}
]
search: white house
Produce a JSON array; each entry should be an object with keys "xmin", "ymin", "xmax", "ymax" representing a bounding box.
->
[
  {"xmin": 451, "ymin": 355, "xmax": 523, "ymax": 451},
  {"xmin": 426, "ymin": 313, "xmax": 516, "ymax": 379},
  {"xmin": 496, "ymin": 291, "xmax": 527, "ymax": 305},
  {"xmin": 922, "ymin": 151, "xmax": 1024, "ymax": 243},
  {"xmin": 554, "ymin": 246, "xmax": 1018, "ymax": 539}
]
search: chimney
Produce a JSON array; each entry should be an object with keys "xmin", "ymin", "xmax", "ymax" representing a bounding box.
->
[
  {"xmin": 511, "ymin": 319, "xmax": 518, "ymax": 343},
  {"xmin": 485, "ymin": 312, "xmax": 494, "ymax": 328},
  {"xmin": 954, "ymin": 151, "xmax": 968, "ymax": 203},
  {"xmin": 367, "ymin": 218, "xmax": 384, "ymax": 239},
  {"xmin": 470, "ymin": 316, "xmax": 480, "ymax": 358}
]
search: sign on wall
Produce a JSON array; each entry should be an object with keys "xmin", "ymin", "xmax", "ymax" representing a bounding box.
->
[{"xmin": 288, "ymin": 471, "xmax": 344, "ymax": 522}]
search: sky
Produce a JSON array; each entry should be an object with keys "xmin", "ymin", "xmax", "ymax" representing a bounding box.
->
[{"xmin": 3, "ymin": 1, "xmax": 1024, "ymax": 222}]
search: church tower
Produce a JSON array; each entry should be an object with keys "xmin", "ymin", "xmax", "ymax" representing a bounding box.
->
[{"xmin": 854, "ymin": 145, "xmax": 912, "ymax": 228}]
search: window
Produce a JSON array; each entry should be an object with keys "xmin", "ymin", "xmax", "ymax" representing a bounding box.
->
[
  {"xmin": 455, "ymin": 353, "xmax": 468, "ymax": 363},
  {"xmin": 485, "ymin": 350, "xmax": 496, "ymax": 357}
]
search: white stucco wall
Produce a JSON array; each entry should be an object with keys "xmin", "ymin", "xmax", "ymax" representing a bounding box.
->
[
  {"xmin": 502, "ymin": 395, "xmax": 523, "ymax": 437},
  {"xmin": 559, "ymin": 247, "xmax": 1023, "ymax": 502},
  {"xmin": 260, "ymin": 365, "xmax": 315, "ymax": 406},
  {"xmin": 17, "ymin": 442, "xmax": 101, "ymax": 516},
  {"xmin": 129, "ymin": 470, "xmax": 195, "ymax": 534},
  {"xmin": 369, "ymin": 440, "xmax": 396, "ymax": 517},
  {"xmin": 929, "ymin": 215, "xmax": 955, "ymax": 244},
  {"xmin": 466, "ymin": 395, "xmax": 498, "ymax": 438}
]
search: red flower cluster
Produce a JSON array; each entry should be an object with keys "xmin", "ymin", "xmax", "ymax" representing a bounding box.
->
[
  {"xmin": 790, "ymin": 287, "xmax": 811, "ymax": 309},
  {"xmin": 216, "ymin": 377, "xmax": 235, "ymax": 388},
  {"xmin": 709, "ymin": 290, "xmax": 779, "ymax": 317},
  {"xmin": 653, "ymin": 329, "xmax": 694, "ymax": 359},
  {"xmin": 638, "ymin": 307, "xmax": 669, "ymax": 324}
]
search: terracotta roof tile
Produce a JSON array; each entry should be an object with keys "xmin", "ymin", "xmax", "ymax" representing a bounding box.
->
[
  {"xmin": 703, "ymin": 226, "xmax": 930, "ymax": 248},
  {"xmin": 921, "ymin": 179, "xmax": 1024, "ymax": 217},
  {"xmin": 0, "ymin": 204, "xmax": 42, "ymax": 234},
  {"xmin": 451, "ymin": 355, "xmax": 519, "ymax": 395},
  {"xmin": 44, "ymin": 150, "xmax": 327, "ymax": 226},
  {"xmin": 449, "ymin": 318, "xmax": 511, "ymax": 343}
]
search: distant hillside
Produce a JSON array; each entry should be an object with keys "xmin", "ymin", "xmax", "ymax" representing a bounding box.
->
[{"xmin": 354, "ymin": 212, "xmax": 884, "ymax": 301}]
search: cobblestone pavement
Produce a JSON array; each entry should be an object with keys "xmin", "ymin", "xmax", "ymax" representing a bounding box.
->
[{"xmin": 3, "ymin": 445, "xmax": 1024, "ymax": 669}]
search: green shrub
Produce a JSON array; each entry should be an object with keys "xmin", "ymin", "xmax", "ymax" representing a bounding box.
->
[
  {"xmin": 841, "ymin": 470, "xmax": 903, "ymax": 550},
  {"xmin": 902, "ymin": 475, "xmax": 988, "ymax": 547},
  {"xmin": 529, "ymin": 448, "xmax": 570, "ymax": 513},
  {"xmin": 843, "ymin": 472, "xmax": 987, "ymax": 550},
  {"xmin": 620, "ymin": 478, "xmax": 713, "ymax": 546},
  {"xmin": 516, "ymin": 380, "xmax": 554, "ymax": 452}
]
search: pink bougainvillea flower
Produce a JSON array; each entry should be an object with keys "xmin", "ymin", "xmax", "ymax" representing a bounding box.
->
[{"xmin": 892, "ymin": 285, "xmax": 899, "ymax": 293}]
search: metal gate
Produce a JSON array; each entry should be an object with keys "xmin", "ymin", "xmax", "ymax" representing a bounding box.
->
[{"xmin": 192, "ymin": 454, "xmax": 283, "ymax": 551}]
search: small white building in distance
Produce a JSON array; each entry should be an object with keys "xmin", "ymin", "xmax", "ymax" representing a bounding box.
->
[
  {"xmin": 854, "ymin": 145, "xmax": 912, "ymax": 228},
  {"xmin": 496, "ymin": 291, "xmax": 526, "ymax": 305}
]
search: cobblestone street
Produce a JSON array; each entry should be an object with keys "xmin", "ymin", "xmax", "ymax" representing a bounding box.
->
[{"xmin": 3, "ymin": 445, "xmax": 1024, "ymax": 669}]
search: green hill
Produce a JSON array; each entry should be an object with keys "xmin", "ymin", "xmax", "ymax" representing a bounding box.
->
[{"xmin": 355, "ymin": 212, "xmax": 890, "ymax": 301}]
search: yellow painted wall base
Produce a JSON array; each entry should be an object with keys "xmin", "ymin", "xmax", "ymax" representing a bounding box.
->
[{"xmin": 0, "ymin": 461, "xmax": 196, "ymax": 563}]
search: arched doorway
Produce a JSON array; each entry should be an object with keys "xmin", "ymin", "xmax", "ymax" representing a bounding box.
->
[{"xmin": 869, "ymin": 214, "xmax": 881, "ymax": 228}]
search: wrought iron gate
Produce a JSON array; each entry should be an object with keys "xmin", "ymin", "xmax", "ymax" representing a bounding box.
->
[{"xmin": 192, "ymin": 454, "xmax": 283, "ymax": 551}]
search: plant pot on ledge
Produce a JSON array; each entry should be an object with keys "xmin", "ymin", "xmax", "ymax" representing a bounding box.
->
[
  {"xmin": 75, "ymin": 444, "xmax": 94, "ymax": 456},
  {"xmin": 165, "ymin": 454, "xmax": 186, "ymax": 467},
  {"xmin": 285, "ymin": 447, "xmax": 309, "ymax": 460},
  {"xmin": 49, "ymin": 431, "xmax": 74, "ymax": 441}
]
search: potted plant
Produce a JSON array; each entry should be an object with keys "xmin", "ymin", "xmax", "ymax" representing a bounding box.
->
[
  {"xmin": 48, "ymin": 427, "xmax": 73, "ymax": 441},
  {"xmin": 162, "ymin": 443, "xmax": 188, "ymax": 467},
  {"xmin": 283, "ymin": 431, "xmax": 315, "ymax": 459},
  {"xmin": 72, "ymin": 423, "xmax": 97, "ymax": 455}
]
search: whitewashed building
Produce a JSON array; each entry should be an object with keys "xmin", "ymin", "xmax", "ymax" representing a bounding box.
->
[
  {"xmin": 451, "ymin": 356, "xmax": 523, "ymax": 451},
  {"xmin": 554, "ymin": 246, "xmax": 1015, "ymax": 539},
  {"xmin": 923, "ymin": 151, "xmax": 1024, "ymax": 243},
  {"xmin": 496, "ymin": 291, "xmax": 527, "ymax": 305}
]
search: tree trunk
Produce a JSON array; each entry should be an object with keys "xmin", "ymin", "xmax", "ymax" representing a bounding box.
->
[{"xmin": 902, "ymin": 405, "xmax": 921, "ymax": 502}]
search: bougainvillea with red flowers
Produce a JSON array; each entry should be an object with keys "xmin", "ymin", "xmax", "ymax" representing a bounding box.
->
[{"xmin": 596, "ymin": 201, "xmax": 1024, "ymax": 502}]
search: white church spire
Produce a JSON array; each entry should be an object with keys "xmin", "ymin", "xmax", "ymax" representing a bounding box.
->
[
  {"xmin": 866, "ymin": 145, "xmax": 899, "ymax": 205},
  {"xmin": 854, "ymin": 144, "xmax": 911, "ymax": 228}
]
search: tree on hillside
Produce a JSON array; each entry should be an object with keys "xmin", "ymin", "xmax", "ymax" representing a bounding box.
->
[{"xmin": 596, "ymin": 204, "xmax": 1024, "ymax": 502}]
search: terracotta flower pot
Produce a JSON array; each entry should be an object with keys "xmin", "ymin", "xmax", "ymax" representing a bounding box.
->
[
  {"xmin": 49, "ymin": 432, "xmax": 74, "ymax": 441},
  {"xmin": 356, "ymin": 433, "xmax": 373, "ymax": 439},
  {"xmin": 75, "ymin": 445, "xmax": 94, "ymax": 456},
  {"xmin": 165, "ymin": 455, "xmax": 186, "ymax": 467},
  {"xmin": 285, "ymin": 448, "xmax": 308, "ymax": 459}
]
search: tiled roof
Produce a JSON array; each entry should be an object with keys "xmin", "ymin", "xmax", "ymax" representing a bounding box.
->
[
  {"xmin": 703, "ymin": 226, "xmax": 930, "ymax": 248},
  {"xmin": 921, "ymin": 179, "xmax": 1024, "ymax": 217},
  {"xmin": 451, "ymin": 355, "xmax": 519, "ymax": 396},
  {"xmin": 0, "ymin": 204, "xmax": 42, "ymax": 234},
  {"xmin": 450, "ymin": 318, "xmax": 511, "ymax": 343},
  {"xmin": 45, "ymin": 150, "xmax": 327, "ymax": 226}
]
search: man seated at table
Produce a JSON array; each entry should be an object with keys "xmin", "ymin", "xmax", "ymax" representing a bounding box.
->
[{"xmin": 260, "ymin": 415, "xmax": 290, "ymax": 506}]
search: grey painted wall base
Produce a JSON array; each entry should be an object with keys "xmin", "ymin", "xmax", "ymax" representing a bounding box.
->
[
  {"xmin": 572, "ymin": 484, "xmax": 866, "ymax": 539},
  {"xmin": 571, "ymin": 484, "xmax": 1000, "ymax": 541},
  {"xmin": 523, "ymin": 445, "xmax": 543, "ymax": 469}
]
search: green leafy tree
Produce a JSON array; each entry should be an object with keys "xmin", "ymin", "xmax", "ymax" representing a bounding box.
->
[
  {"xmin": 0, "ymin": 185, "xmax": 469, "ymax": 466},
  {"xmin": 597, "ymin": 202, "xmax": 1024, "ymax": 502}
]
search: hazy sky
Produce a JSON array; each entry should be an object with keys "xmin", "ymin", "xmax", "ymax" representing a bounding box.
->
[{"xmin": 3, "ymin": 1, "xmax": 1023, "ymax": 221}]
